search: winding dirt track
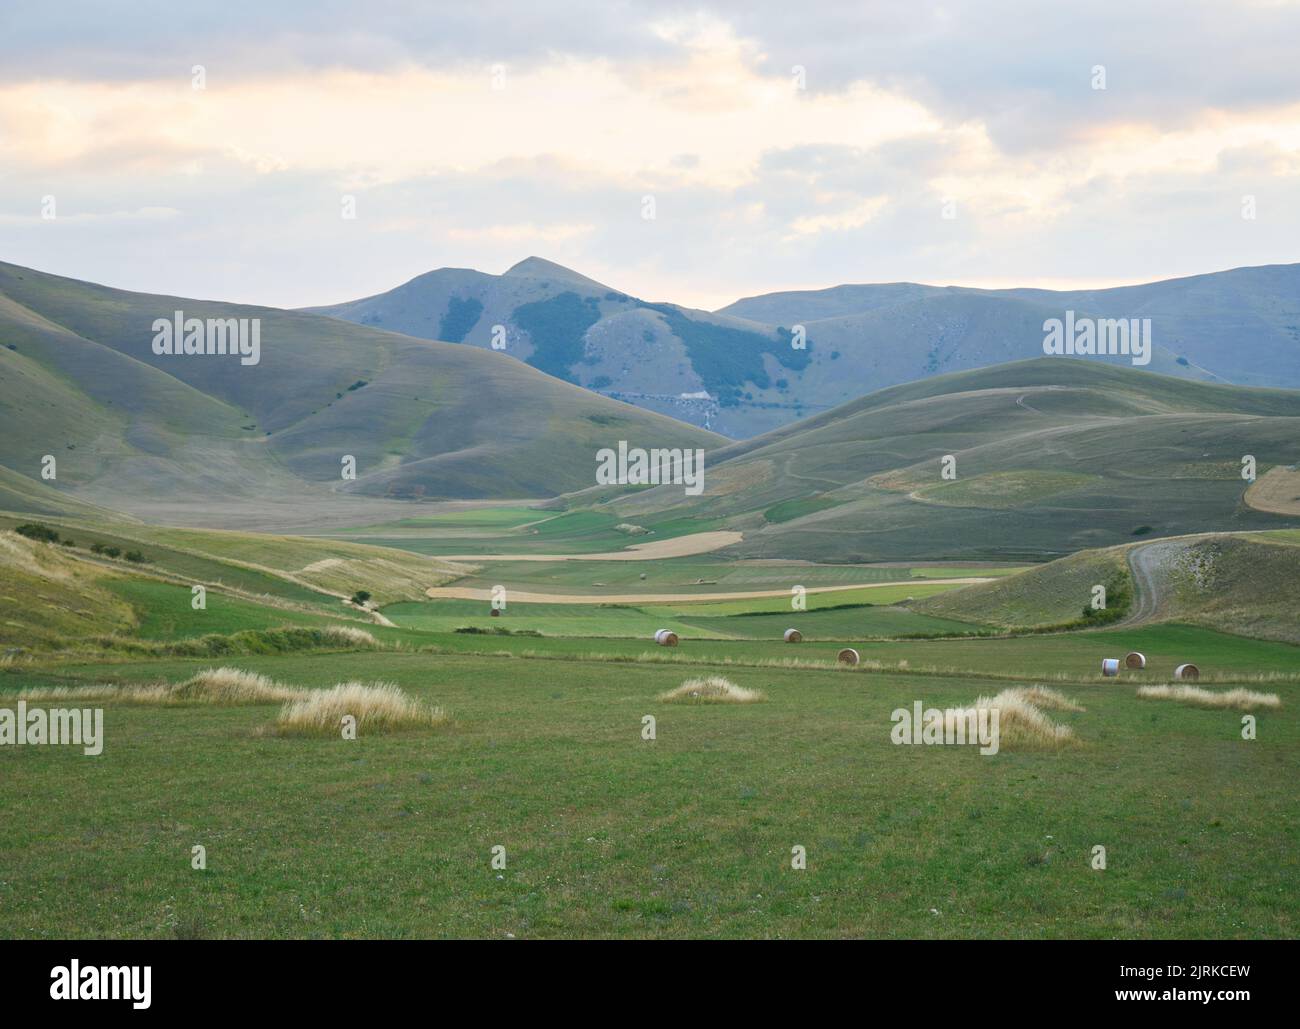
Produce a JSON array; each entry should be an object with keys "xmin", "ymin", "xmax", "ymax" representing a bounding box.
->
[
  {"xmin": 1121, "ymin": 542, "xmax": 1168, "ymax": 626},
  {"xmin": 425, "ymin": 577, "xmax": 992, "ymax": 605},
  {"xmin": 1119, "ymin": 530, "xmax": 1279, "ymax": 628}
]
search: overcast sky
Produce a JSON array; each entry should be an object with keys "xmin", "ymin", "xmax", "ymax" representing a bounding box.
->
[{"xmin": 2, "ymin": 1, "xmax": 1298, "ymax": 310}]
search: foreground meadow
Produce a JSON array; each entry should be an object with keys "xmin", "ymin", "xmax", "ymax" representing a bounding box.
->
[{"xmin": 2, "ymin": 642, "xmax": 1295, "ymax": 939}]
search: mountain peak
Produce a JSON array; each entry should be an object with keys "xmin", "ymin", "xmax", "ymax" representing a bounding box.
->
[{"xmin": 503, "ymin": 257, "xmax": 610, "ymax": 290}]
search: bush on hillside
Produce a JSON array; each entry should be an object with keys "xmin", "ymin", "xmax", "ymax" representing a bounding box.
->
[{"xmin": 14, "ymin": 523, "xmax": 60, "ymax": 543}]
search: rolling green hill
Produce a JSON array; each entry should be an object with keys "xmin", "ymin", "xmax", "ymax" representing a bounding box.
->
[
  {"xmin": 577, "ymin": 360, "xmax": 1300, "ymax": 562},
  {"xmin": 0, "ymin": 260, "xmax": 721, "ymax": 526},
  {"xmin": 315, "ymin": 258, "xmax": 1300, "ymax": 437},
  {"xmin": 914, "ymin": 530, "xmax": 1300, "ymax": 644},
  {"xmin": 0, "ymin": 515, "xmax": 480, "ymax": 652}
]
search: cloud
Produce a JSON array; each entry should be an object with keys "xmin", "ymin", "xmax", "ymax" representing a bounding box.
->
[{"xmin": 0, "ymin": 2, "xmax": 1297, "ymax": 310}]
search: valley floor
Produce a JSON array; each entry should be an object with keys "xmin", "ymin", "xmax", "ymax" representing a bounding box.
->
[
  {"xmin": 2, "ymin": 640, "xmax": 1295, "ymax": 939},
  {"xmin": 1, "ymin": 513, "xmax": 1296, "ymax": 939}
]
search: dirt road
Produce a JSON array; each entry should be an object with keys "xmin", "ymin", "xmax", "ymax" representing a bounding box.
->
[{"xmin": 425, "ymin": 577, "xmax": 992, "ymax": 605}]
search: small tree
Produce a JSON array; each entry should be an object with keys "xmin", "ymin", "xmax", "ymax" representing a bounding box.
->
[{"xmin": 351, "ymin": 590, "xmax": 372, "ymax": 606}]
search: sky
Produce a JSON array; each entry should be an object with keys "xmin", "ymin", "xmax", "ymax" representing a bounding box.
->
[{"xmin": 1, "ymin": 0, "xmax": 1298, "ymax": 311}]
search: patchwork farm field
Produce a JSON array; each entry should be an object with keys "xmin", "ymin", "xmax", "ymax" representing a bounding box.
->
[
  {"xmin": 3, "ymin": 516, "xmax": 1297, "ymax": 940},
  {"xmin": 2, "ymin": 645, "xmax": 1295, "ymax": 939}
]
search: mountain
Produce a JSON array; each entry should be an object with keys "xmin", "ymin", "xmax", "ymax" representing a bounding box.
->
[
  {"xmin": 311, "ymin": 259, "xmax": 1300, "ymax": 437},
  {"xmin": 0, "ymin": 260, "xmax": 721, "ymax": 529},
  {"xmin": 572, "ymin": 359, "xmax": 1300, "ymax": 563},
  {"xmin": 306, "ymin": 257, "xmax": 819, "ymax": 436}
]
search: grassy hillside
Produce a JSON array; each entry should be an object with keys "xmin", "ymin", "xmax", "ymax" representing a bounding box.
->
[
  {"xmin": 581, "ymin": 360, "xmax": 1300, "ymax": 562},
  {"xmin": 0, "ymin": 515, "xmax": 480, "ymax": 653},
  {"xmin": 916, "ymin": 531, "xmax": 1300, "ymax": 644},
  {"xmin": 0, "ymin": 532, "xmax": 137, "ymax": 649},
  {"xmin": 1126, "ymin": 532, "xmax": 1300, "ymax": 643},
  {"xmin": 912, "ymin": 548, "xmax": 1131, "ymax": 630},
  {"xmin": 0, "ymin": 260, "xmax": 721, "ymax": 525}
]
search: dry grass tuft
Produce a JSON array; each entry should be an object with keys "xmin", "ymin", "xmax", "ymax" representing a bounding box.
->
[
  {"xmin": 1016, "ymin": 685, "xmax": 1086, "ymax": 712},
  {"xmin": 944, "ymin": 686, "xmax": 1083, "ymax": 749},
  {"xmin": 18, "ymin": 667, "xmax": 304, "ymax": 705},
  {"xmin": 658, "ymin": 675, "xmax": 765, "ymax": 704},
  {"xmin": 322, "ymin": 625, "xmax": 379, "ymax": 647},
  {"xmin": 273, "ymin": 682, "xmax": 449, "ymax": 735},
  {"xmin": 1137, "ymin": 684, "xmax": 1280, "ymax": 711}
]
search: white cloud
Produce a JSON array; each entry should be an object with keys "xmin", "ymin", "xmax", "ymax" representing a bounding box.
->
[{"xmin": 0, "ymin": 2, "xmax": 1297, "ymax": 310}]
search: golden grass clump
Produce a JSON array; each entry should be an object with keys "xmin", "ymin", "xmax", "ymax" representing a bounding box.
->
[
  {"xmin": 273, "ymin": 682, "xmax": 449, "ymax": 735},
  {"xmin": 1016, "ymin": 685, "xmax": 1087, "ymax": 712},
  {"xmin": 18, "ymin": 667, "xmax": 304, "ymax": 706},
  {"xmin": 169, "ymin": 667, "xmax": 305, "ymax": 703},
  {"xmin": 944, "ymin": 686, "xmax": 1082, "ymax": 749},
  {"xmin": 1137, "ymin": 684, "xmax": 1280, "ymax": 711},
  {"xmin": 658, "ymin": 675, "xmax": 765, "ymax": 704},
  {"xmin": 323, "ymin": 625, "xmax": 379, "ymax": 647}
]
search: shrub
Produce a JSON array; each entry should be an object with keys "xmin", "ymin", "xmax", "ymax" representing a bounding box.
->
[{"xmin": 14, "ymin": 523, "xmax": 60, "ymax": 543}]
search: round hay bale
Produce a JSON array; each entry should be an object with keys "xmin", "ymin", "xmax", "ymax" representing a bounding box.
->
[
  {"xmin": 489, "ymin": 608, "xmax": 501, "ymax": 618},
  {"xmin": 1174, "ymin": 662, "xmax": 1200, "ymax": 681},
  {"xmin": 654, "ymin": 629, "xmax": 679, "ymax": 648},
  {"xmin": 837, "ymin": 648, "xmax": 860, "ymax": 666},
  {"xmin": 1101, "ymin": 658, "xmax": 1120, "ymax": 677},
  {"xmin": 783, "ymin": 628, "xmax": 803, "ymax": 643},
  {"xmin": 1124, "ymin": 651, "xmax": 1146, "ymax": 669}
]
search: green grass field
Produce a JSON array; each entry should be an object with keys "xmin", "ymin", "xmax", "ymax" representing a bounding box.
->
[
  {"xmin": 385, "ymin": 592, "xmax": 979, "ymax": 641},
  {"xmin": 2, "ymin": 646, "xmax": 1294, "ymax": 939},
  {"xmin": 103, "ymin": 580, "xmax": 351, "ymax": 640}
]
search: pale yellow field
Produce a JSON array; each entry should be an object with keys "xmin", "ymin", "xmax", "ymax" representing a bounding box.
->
[
  {"xmin": 437, "ymin": 530, "xmax": 745, "ymax": 562},
  {"xmin": 425, "ymin": 576, "xmax": 990, "ymax": 604},
  {"xmin": 1244, "ymin": 465, "xmax": 1300, "ymax": 516}
]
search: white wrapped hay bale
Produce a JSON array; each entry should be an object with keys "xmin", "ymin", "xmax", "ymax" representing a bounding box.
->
[
  {"xmin": 837, "ymin": 648, "xmax": 860, "ymax": 666},
  {"xmin": 1174, "ymin": 662, "xmax": 1200, "ymax": 681},
  {"xmin": 654, "ymin": 629, "xmax": 679, "ymax": 647},
  {"xmin": 1101, "ymin": 658, "xmax": 1120, "ymax": 677},
  {"xmin": 783, "ymin": 628, "xmax": 802, "ymax": 643},
  {"xmin": 1124, "ymin": 651, "xmax": 1146, "ymax": 669}
]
